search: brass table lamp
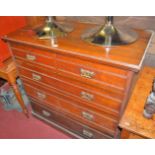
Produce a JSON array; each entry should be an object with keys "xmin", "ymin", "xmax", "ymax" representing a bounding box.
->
[{"xmin": 82, "ymin": 16, "xmax": 138, "ymax": 46}]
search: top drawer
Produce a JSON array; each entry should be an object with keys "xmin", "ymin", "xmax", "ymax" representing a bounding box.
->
[
  {"xmin": 56, "ymin": 55, "xmax": 128, "ymax": 90},
  {"xmin": 10, "ymin": 43, "xmax": 56, "ymax": 68}
]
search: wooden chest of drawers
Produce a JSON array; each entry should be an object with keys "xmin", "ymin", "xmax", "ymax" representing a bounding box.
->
[{"xmin": 3, "ymin": 22, "xmax": 152, "ymax": 138}]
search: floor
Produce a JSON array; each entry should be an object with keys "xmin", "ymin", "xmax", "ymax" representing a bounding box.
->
[{"xmin": 0, "ymin": 103, "xmax": 71, "ymax": 139}]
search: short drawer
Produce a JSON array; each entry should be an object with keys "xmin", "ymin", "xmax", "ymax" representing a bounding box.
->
[
  {"xmin": 56, "ymin": 55, "xmax": 128, "ymax": 90},
  {"xmin": 31, "ymin": 101, "xmax": 113, "ymax": 138},
  {"xmin": 23, "ymin": 83, "xmax": 60, "ymax": 108},
  {"xmin": 18, "ymin": 66, "xmax": 60, "ymax": 89},
  {"xmin": 11, "ymin": 43, "xmax": 56, "ymax": 58},
  {"xmin": 19, "ymin": 67, "xmax": 122, "ymax": 116},
  {"xmin": 11, "ymin": 46, "xmax": 56, "ymax": 69}
]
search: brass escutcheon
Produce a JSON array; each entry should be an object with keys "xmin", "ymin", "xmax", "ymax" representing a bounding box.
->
[
  {"xmin": 42, "ymin": 110, "xmax": 51, "ymax": 117},
  {"xmin": 80, "ymin": 91, "xmax": 94, "ymax": 101},
  {"xmin": 80, "ymin": 68, "xmax": 95, "ymax": 79},
  {"xmin": 26, "ymin": 54, "xmax": 36, "ymax": 61},
  {"xmin": 32, "ymin": 73, "xmax": 42, "ymax": 81},
  {"xmin": 82, "ymin": 129, "xmax": 93, "ymax": 138},
  {"xmin": 82, "ymin": 111, "xmax": 94, "ymax": 121},
  {"xmin": 37, "ymin": 92, "xmax": 46, "ymax": 99}
]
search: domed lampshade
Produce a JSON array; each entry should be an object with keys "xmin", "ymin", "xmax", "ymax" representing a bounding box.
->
[
  {"xmin": 82, "ymin": 16, "xmax": 138, "ymax": 46},
  {"xmin": 36, "ymin": 16, "xmax": 73, "ymax": 39}
]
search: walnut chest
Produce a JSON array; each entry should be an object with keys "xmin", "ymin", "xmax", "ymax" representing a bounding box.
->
[{"xmin": 3, "ymin": 22, "xmax": 152, "ymax": 138}]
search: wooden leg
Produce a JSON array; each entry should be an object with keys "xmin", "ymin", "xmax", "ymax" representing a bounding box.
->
[
  {"xmin": 10, "ymin": 81, "xmax": 29, "ymax": 118},
  {"xmin": 114, "ymin": 128, "xmax": 121, "ymax": 138},
  {"xmin": 0, "ymin": 58, "xmax": 29, "ymax": 117}
]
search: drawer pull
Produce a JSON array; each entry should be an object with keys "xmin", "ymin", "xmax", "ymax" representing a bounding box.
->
[
  {"xmin": 80, "ymin": 68, "xmax": 95, "ymax": 79},
  {"xmin": 32, "ymin": 73, "xmax": 42, "ymax": 81},
  {"xmin": 82, "ymin": 111, "xmax": 94, "ymax": 121},
  {"xmin": 37, "ymin": 92, "xmax": 46, "ymax": 99},
  {"xmin": 82, "ymin": 129, "xmax": 93, "ymax": 138},
  {"xmin": 42, "ymin": 110, "xmax": 51, "ymax": 117},
  {"xmin": 26, "ymin": 54, "xmax": 36, "ymax": 61},
  {"xmin": 80, "ymin": 91, "xmax": 94, "ymax": 101}
]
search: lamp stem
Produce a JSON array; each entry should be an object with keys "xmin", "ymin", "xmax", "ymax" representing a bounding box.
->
[{"xmin": 106, "ymin": 16, "xmax": 113, "ymax": 24}]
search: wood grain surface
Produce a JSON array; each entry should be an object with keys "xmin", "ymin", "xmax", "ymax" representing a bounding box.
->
[{"xmin": 119, "ymin": 67, "xmax": 155, "ymax": 138}]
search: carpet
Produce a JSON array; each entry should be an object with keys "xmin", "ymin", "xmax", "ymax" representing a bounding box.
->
[{"xmin": 0, "ymin": 104, "xmax": 71, "ymax": 139}]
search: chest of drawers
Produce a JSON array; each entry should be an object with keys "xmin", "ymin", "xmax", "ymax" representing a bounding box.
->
[{"xmin": 3, "ymin": 22, "xmax": 152, "ymax": 138}]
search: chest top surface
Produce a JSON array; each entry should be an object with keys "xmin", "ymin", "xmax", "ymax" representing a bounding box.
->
[{"xmin": 3, "ymin": 21, "xmax": 152, "ymax": 72}]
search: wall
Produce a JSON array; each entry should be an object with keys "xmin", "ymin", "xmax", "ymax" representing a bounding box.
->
[{"xmin": 0, "ymin": 16, "xmax": 26, "ymax": 66}]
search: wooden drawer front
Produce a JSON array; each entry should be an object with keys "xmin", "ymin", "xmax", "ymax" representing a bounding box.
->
[
  {"xmin": 22, "ymin": 78, "xmax": 120, "ymax": 120},
  {"xmin": 31, "ymin": 101, "xmax": 112, "ymax": 138},
  {"xmin": 56, "ymin": 55, "xmax": 128, "ymax": 90},
  {"xmin": 18, "ymin": 66, "xmax": 60, "ymax": 89},
  {"xmin": 11, "ymin": 47, "xmax": 56, "ymax": 69},
  {"xmin": 23, "ymin": 84, "xmax": 60, "ymax": 108},
  {"xmin": 11, "ymin": 43, "xmax": 56, "ymax": 59},
  {"xmin": 55, "ymin": 81, "xmax": 122, "ymax": 111},
  {"xmin": 16, "ymin": 58, "xmax": 56, "ymax": 75},
  {"xmin": 57, "ymin": 97, "xmax": 117, "ymax": 135},
  {"xmin": 19, "ymin": 67, "xmax": 122, "ymax": 115}
]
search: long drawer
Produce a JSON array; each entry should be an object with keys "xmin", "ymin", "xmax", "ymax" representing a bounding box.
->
[
  {"xmin": 31, "ymin": 101, "xmax": 113, "ymax": 139},
  {"xmin": 57, "ymin": 97, "xmax": 118, "ymax": 135}
]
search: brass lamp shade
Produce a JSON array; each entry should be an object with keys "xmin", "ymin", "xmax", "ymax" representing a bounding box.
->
[
  {"xmin": 82, "ymin": 16, "xmax": 138, "ymax": 46},
  {"xmin": 36, "ymin": 16, "xmax": 72, "ymax": 39}
]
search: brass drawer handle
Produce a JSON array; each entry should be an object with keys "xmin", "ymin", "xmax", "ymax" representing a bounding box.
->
[
  {"xmin": 42, "ymin": 110, "xmax": 51, "ymax": 117},
  {"xmin": 80, "ymin": 91, "xmax": 94, "ymax": 101},
  {"xmin": 37, "ymin": 92, "xmax": 46, "ymax": 99},
  {"xmin": 80, "ymin": 68, "xmax": 95, "ymax": 79},
  {"xmin": 26, "ymin": 54, "xmax": 36, "ymax": 61},
  {"xmin": 32, "ymin": 73, "xmax": 42, "ymax": 81},
  {"xmin": 82, "ymin": 111, "xmax": 94, "ymax": 121},
  {"xmin": 82, "ymin": 129, "xmax": 93, "ymax": 138}
]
